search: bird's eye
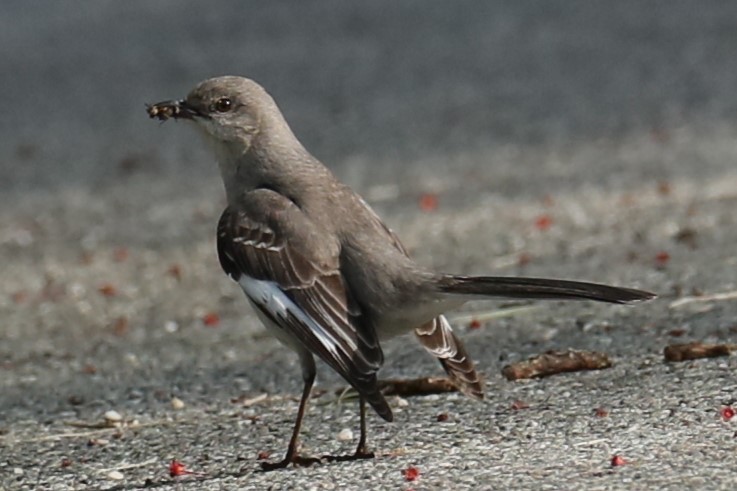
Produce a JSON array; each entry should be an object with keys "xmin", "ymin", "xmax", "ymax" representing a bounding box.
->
[{"xmin": 213, "ymin": 97, "xmax": 232, "ymax": 113}]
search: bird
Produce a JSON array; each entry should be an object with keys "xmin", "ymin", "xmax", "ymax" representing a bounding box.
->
[{"xmin": 146, "ymin": 76, "xmax": 655, "ymax": 470}]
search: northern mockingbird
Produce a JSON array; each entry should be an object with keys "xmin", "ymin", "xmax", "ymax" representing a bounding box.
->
[{"xmin": 147, "ymin": 76, "xmax": 654, "ymax": 470}]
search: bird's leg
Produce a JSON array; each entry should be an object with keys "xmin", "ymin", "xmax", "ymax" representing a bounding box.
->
[
  {"xmin": 324, "ymin": 396, "xmax": 375, "ymax": 462},
  {"xmin": 260, "ymin": 361, "xmax": 321, "ymax": 471},
  {"xmin": 353, "ymin": 396, "xmax": 375, "ymax": 459}
]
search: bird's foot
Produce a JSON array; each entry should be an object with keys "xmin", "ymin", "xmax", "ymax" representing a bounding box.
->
[
  {"xmin": 323, "ymin": 448, "xmax": 375, "ymax": 463},
  {"xmin": 259, "ymin": 454, "xmax": 322, "ymax": 471}
]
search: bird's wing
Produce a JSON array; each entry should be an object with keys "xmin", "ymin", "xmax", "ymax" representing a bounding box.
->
[{"xmin": 217, "ymin": 189, "xmax": 390, "ymax": 420}]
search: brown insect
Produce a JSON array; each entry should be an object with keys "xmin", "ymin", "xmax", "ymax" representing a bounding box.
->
[{"xmin": 146, "ymin": 100, "xmax": 181, "ymax": 121}]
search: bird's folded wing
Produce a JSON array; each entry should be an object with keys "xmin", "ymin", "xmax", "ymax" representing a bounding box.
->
[{"xmin": 216, "ymin": 189, "xmax": 384, "ymax": 393}]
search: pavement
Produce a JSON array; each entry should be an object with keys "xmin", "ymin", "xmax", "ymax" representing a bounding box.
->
[{"xmin": 1, "ymin": 1, "xmax": 737, "ymax": 490}]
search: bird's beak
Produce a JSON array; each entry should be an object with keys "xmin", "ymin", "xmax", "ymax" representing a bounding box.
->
[{"xmin": 146, "ymin": 99, "xmax": 203, "ymax": 122}]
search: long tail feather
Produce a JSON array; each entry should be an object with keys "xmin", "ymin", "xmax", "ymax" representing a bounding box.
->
[{"xmin": 438, "ymin": 276, "xmax": 655, "ymax": 304}]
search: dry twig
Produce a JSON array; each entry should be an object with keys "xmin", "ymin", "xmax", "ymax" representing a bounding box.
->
[
  {"xmin": 663, "ymin": 342, "xmax": 736, "ymax": 362},
  {"xmin": 502, "ymin": 350, "xmax": 612, "ymax": 380}
]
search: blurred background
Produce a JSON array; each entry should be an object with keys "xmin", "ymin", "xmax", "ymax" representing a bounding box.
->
[
  {"xmin": 2, "ymin": 2, "xmax": 737, "ymax": 487},
  {"xmin": 4, "ymin": 1, "xmax": 737, "ymax": 197}
]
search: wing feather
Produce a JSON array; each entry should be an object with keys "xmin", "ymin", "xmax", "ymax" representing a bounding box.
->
[{"xmin": 217, "ymin": 189, "xmax": 390, "ymax": 420}]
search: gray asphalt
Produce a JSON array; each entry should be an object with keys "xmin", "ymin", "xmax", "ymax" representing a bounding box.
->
[{"xmin": 2, "ymin": 2, "xmax": 737, "ymax": 490}]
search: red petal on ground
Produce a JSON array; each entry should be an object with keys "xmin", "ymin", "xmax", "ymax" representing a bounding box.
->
[
  {"xmin": 202, "ymin": 312, "xmax": 220, "ymax": 327},
  {"xmin": 98, "ymin": 283, "xmax": 118, "ymax": 297},
  {"xmin": 611, "ymin": 455, "xmax": 626, "ymax": 467},
  {"xmin": 418, "ymin": 193, "xmax": 438, "ymax": 212},
  {"xmin": 534, "ymin": 214, "xmax": 553, "ymax": 231},
  {"xmin": 654, "ymin": 251, "xmax": 670, "ymax": 267},
  {"xmin": 169, "ymin": 460, "xmax": 188, "ymax": 477},
  {"xmin": 402, "ymin": 465, "xmax": 420, "ymax": 482}
]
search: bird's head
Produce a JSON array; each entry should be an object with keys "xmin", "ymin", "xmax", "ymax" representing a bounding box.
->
[{"xmin": 147, "ymin": 76, "xmax": 270, "ymax": 149}]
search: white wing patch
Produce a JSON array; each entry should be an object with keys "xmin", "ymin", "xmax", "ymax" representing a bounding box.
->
[
  {"xmin": 238, "ymin": 275, "xmax": 353, "ymax": 360},
  {"xmin": 232, "ymin": 236, "xmax": 283, "ymax": 252}
]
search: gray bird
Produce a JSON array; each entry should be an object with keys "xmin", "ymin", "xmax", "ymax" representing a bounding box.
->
[{"xmin": 147, "ymin": 76, "xmax": 654, "ymax": 470}]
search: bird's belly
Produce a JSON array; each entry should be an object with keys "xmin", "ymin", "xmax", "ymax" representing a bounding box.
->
[{"xmin": 374, "ymin": 297, "xmax": 465, "ymax": 341}]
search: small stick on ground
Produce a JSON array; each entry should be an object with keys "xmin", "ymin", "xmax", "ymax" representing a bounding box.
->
[
  {"xmin": 378, "ymin": 377, "xmax": 458, "ymax": 396},
  {"xmin": 502, "ymin": 350, "xmax": 612, "ymax": 381},
  {"xmin": 663, "ymin": 342, "xmax": 736, "ymax": 362},
  {"xmin": 335, "ymin": 377, "xmax": 458, "ymax": 399},
  {"xmin": 98, "ymin": 457, "xmax": 158, "ymax": 474},
  {"xmin": 669, "ymin": 289, "xmax": 737, "ymax": 308}
]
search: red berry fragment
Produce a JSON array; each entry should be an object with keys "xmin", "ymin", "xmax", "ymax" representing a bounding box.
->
[
  {"xmin": 169, "ymin": 460, "xmax": 194, "ymax": 478},
  {"xmin": 721, "ymin": 406, "xmax": 735, "ymax": 421},
  {"xmin": 167, "ymin": 264, "xmax": 183, "ymax": 281},
  {"xmin": 257, "ymin": 451, "xmax": 271, "ymax": 460},
  {"xmin": 611, "ymin": 455, "xmax": 626, "ymax": 467},
  {"xmin": 98, "ymin": 283, "xmax": 118, "ymax": 297},
  {"xmin": 656, "ymin": 180, "xmax": 672, "ymax": 195},
  {"xmin": 593, "ymin": 407, "xmax": 609, "ymax": 418},
  {"xmin": 418, "ymin": 193, "xmax": 438, "ymax": 212},
  {"xmin": 202, "ymin": 312, "xmax": 220, "ymax": 327},
  {"xmin": 112, "ymin": 316, "xmax": 129, "ymax": 336},
  {"xmin": 402, "ymin": 465, "xmax": 420, "ymax": 482},
  {"xmin": 654, "ymin": 251, "xmax": 670, "ymax": 268},
  {"xmin": 436, "ymin": 412, "xmax": 449, "ymax": 422},
  {"xmin": 469, "ymin": 319, "xmax": 481, "ymax": 330},
  {"xmin": 60, "ymin": 458, "xmax": 73, "ymax": 468},
  {"xmin": 534, "ymin": 214, "xmax": 553, "ymax": 231}
]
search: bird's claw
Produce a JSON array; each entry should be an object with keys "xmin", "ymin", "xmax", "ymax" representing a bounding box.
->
[
  {"xmin": 259, "ymin": 454, "xmax": 322, "ymax": 471},
  {"xmin": 322, "ymin": 449, "xmax": 375, "ymax": 463}
]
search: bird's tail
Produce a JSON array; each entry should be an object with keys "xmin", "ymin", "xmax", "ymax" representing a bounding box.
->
[
  {"xmin": 414, "ymin": 315, "xmax": 484, "ymax": 399},
  {"xmin": 437, "ymin": 275, "xmax": 655, "ymax": 304}
]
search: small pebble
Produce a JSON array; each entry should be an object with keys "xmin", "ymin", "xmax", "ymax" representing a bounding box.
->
[
  {"xmin": 13, "ymin": 468, "xmax": 23, "ymax": 475},
  {"xmin": 171, "ymin": 397, "xmax": 185, "ymax": 410},
  {"xmin": 69, "ymin": 283, "xmax": 86, "ymax": 298},
  {"xmin": 104, "ymin": 410, "xmax": 123, "ymax": 423},
  {"xmin": 125, "ymin": 353, "xmax": 140, "ymax": 367},
  {"xmin": 337, "ymin": 428, "xmax": 353, "ymax": 441},
  {"xmin": 164, "ymin": 320, "xmax": 179, "ymax": 333},
  {"xmin": 107, "ymin": 470, "xmax": 125, "ymax": 480},
  {"xmin": 396, "ymin": 397, "xmax": 409, "ymax": 408}
]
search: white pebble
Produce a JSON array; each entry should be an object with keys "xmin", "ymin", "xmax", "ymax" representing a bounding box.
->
[
  {"xmin": 104, "ymin": 410, "xmax": 123, "ymax": 423},
  {"xmin": 396, "ymin": 397, "xmax": 409, "ymax": 407},
  {"xmin": 76, "ymin": 301, "xmax": 92, "ymax": 315},
  {"xmin": 13, "ymin": 468, "xmax": 23, "ymax": 475},
  {"xmin": 69, "ymin": 283, "xmax": 86, "ymax": 298},
  {"xmin": 337, "ymin": 428, "xmax": 353, "ymax": 441},
  {"xmin": 164, "ymin": 320, "xmax": 179, "ymax": 333},
  {"xmin": 107, "ymin": 470, "xmax": 124, "ymax": 480},
  {"xmin": 125, "ymin": 353, "xmax": 140, "ymax": 367},
  {"xmin": 171, "ymin": 397, "xmax": 185, "ymax": 410}
]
